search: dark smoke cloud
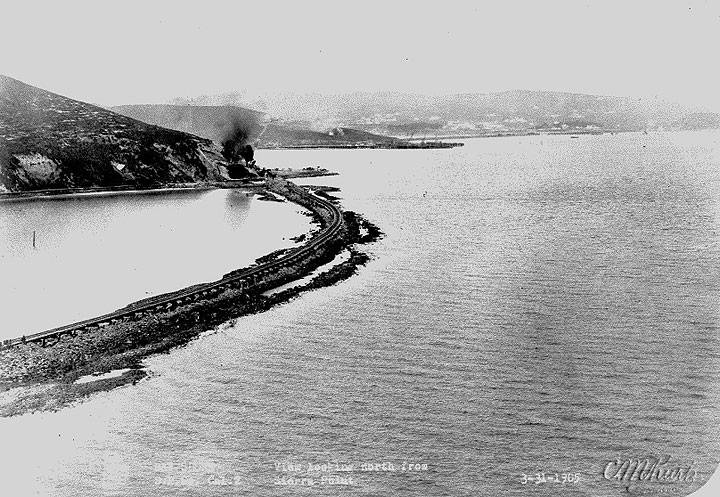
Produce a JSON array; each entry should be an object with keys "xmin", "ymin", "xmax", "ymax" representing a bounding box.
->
[
  {"xmin": 169, "ymin": 93, "xmax": 266, "ymax": 161},
  {"xmin": 220, "ymin": 113, "xmax": 263, "ymax": 161}
]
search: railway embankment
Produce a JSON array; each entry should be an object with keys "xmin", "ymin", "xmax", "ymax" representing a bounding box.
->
[{"xmin": 0, "ymin": 178, "xmax": 382, "ymax": 416}]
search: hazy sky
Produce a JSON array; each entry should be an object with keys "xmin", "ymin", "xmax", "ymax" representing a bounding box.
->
[{"xmin": 2, "ymin": 0, "xmax": 720, "ymax": 109}]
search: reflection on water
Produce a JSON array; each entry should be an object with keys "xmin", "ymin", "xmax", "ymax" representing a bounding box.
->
[
  {"xmin": 1, "ymin": 131, "xmax": 719, "ymax": 496},
  {"xmin": 0, "ymin": 189, "xmax": 311, "ymax": 339}
]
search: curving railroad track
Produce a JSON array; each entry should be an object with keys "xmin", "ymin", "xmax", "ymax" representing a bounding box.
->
[{"xmin": 1, "ymin": 180, "xmax": 344, "ymax": 349}]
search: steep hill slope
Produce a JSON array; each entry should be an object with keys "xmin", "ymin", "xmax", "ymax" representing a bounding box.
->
[{"xmin": 0, "ymin": 75, "xmax": 228, "ymax": 193}]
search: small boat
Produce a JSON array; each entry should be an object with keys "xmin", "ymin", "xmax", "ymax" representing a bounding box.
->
[{"xmin": 570, "ymin": 135, "xmax": 579, "ymax": 139}]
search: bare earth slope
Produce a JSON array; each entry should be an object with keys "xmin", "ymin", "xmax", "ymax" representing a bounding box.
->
[{"xmin": 0, "ymin": 75, "xmax": 228, "ymax": 193}]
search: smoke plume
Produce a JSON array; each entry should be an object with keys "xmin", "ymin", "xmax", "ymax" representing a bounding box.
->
[{"xmin": 219, "ymin": 112, "xmax": 265, "ymax": 161}]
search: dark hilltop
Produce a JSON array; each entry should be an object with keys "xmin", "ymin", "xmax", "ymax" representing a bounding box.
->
[{"xmin": 0, "ymin": 75, "xmax": 230, "ymax": 193}]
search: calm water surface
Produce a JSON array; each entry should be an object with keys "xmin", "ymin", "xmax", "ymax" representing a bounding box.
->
[
  {"xmin": 1, "ymin": 131, "xmax": 719, "ymax": 496},
  {"xmin": 0, "ymin": 189, "xmax": 312, "ymax": 340}
]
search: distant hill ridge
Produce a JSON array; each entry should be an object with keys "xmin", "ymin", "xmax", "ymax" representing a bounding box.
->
[
  {"xmin": 112, "ymin": 104, "xmax": 267, "ymax": 145},
  {"xmin": 0, "ymin": 75, "xmax": 229, "ymax": 193},
  {"xmin": 191, "ymin": 89, "xmax": 720, "ymax": 137},
  {"xmin": 111, "ymin": 104, "xmax": 400, "ymax": 148}
]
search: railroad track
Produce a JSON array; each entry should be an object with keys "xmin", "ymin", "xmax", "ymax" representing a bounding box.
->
[{"xmin": 1, "ymin": 181, "xmax": 344, "ymax": 348}]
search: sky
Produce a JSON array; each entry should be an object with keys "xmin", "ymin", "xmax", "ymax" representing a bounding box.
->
[{"xmin": 1, "ymin": 0, "xmax": 720, "ymax": 110}]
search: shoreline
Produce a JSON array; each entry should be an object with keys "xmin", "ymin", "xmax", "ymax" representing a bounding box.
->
[
  {"xmin": 0, "ymin": 182, "xmax": 267, "ymax": 203},
  {"xmin": 269, "ymin": 167, "xmax": 338, "ymax": 179},
  {"xmin": 0, "ymin": 178, "xmax": 383, "ymax": 416},
  {"xmin": 259, "ymin": 141, "xmax": 462, "ymax": 150},
  {"xmin": 0, "ymin": 183, "xmax": 217, "ymax": 203},
  {"xmin": 0, "ymin": 171, "xmax": 337, "ymax": 202}
]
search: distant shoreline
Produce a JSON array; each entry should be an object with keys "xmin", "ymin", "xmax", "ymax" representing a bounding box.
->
[
  {"xmin": 393, "ymin": 129, "xmax": 613, "ymax": 141},
  {"xmin": 259, "ymin": 142, "xmax": 463, "ymax": 150}
]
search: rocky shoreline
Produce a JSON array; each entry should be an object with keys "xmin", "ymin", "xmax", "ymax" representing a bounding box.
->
[{"xmin": 0, "ymin": 192, "xmax": 382, "ymax": 417}]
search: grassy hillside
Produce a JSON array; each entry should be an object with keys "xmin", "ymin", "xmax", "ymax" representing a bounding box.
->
[{"xmin": 0, "ymin": 75, "xmax": 229, "ymax": 193}]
